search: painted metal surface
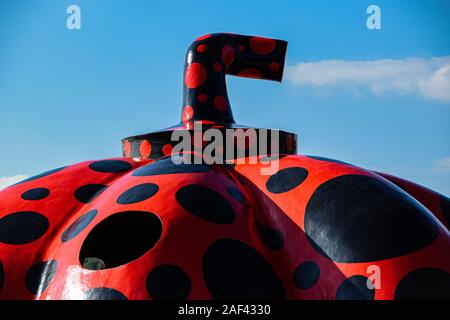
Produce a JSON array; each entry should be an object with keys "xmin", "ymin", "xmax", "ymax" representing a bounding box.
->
[{"xmin": 0, "ymin": 33, "xmax": 449, "ymax": 300}]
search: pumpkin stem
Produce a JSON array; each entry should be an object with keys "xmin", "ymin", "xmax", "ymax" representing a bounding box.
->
[{"xmin": 181, "ymin": 33, "xmax": 288, "ymax": 127}]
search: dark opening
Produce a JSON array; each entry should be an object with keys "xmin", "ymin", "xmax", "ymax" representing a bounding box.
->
[{"xmin": 79, "ymin": 211, "xmax": 163, "ymax": 270}]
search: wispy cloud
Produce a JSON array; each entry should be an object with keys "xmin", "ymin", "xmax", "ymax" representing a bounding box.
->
[
  {"xmin": 0, "ymin": 174, "xmax": 29, "ymax": 190},
  {"xmin": 434, "ymin": 156, "xmax": 450, "ymax": 173},
  {"xmin": 285, "ymin": 56, "xmax": 450, "ymax": 102}
]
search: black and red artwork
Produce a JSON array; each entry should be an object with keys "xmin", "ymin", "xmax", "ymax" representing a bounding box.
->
[{"xmin": 0, "ymin": 33, "xmax": 449, "ymax": 300}]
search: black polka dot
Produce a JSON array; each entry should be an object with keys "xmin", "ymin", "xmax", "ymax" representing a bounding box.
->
[
  {"xmin": 117, "ymin": 183, "xmax": 159, "ymax": 204},
  {"xmin": 307, "ymin": 155, "xmax": 352, "ymax": 165},
  {"xmin": 226, "ymin": 186, "xmax": 248, "ymax": 207},
  {"xmin": 79, "ymin": 211, "xmax": 163, "ymax": 270},
  {"xmin": 0, "ymin": 261, "xmax": 4, "ymax": 291},
  {"xmin": 21, "ymin": 188, "xmax": 50, "ymax": 200},
  {"xmin": 61, "ymin": 210, "xmax": 97, "ymax": 242},
  {"xmin": 74, "ymin": 184, "xmax": 107, "ymax": 203},
  {"xmin": 394, "ymin": 268, "xmax": 450, "ymax": 300},
  {"xmin": 293, "ymin": 261, "xmax": 320, "ymax": 289},
  {"xmin": 234, "ymin": 173, "xmax": 249, "ymax": 187},
  {"xmin": 203, "ymin": 239, "xmax": 285, "ymax": 299},
  {"xmin": 89, "ymin": 160, "xmax": 131, "ymax": 173},
  {"xmin": 336, "ymin": 275, "xmax": 374, "ymax": 300},
  {"xmin": 83, "ymin": 287, "xmax": 128, "ymax": 300},
  {"xmin": 13, "ymin": 167, "xmax": 67, "ymax": 186},
  {"xmin": 0, "ymin": 211, "xmax": 49, "ymax": 244},
  {"xmin": 146, "ymin": 264, "xmax": 191, "ymax": 300},
  {"xmin": 132, "ymin": 156, "xmax": 210, "ymax": 176},
  {"xmin": 440, "ymin": 195, "xmax": 450, "ymax": 227},
  {"xmin": 25, "ymin": 260, "xmax": 57, "ymax": 295},
  {"xmin": 176, "ymin": 185, "xmax": 235, "ymax": 224},
  {"xmin": 225, "ymin": 162, "xmax": 236, "ymax": 169},
  {"xmin": 254, "ymin": 222, "xmax": 284, "ymax": 250},
  {"xmin": 266, "ymin": 167, "xmax": 308, "ymax": 194},
  {"xmin": 304, "ymin": 175, "xmax": 440, "ymax": 263}
]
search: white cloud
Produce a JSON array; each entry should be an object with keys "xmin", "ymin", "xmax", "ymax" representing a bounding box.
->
[
  {"xmin": 434, "ymin": 157, "xmax": 450, "ymax": 173},
  {"xmin": 285, "ymin": 56, "xmax": 450, "ymax": 102},
  {"xmin": 0, "ymin": 174, "xmax": 29, "ymax": 190}
]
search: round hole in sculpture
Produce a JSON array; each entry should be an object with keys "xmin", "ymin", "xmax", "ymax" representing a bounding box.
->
[{"xmin": 79, "ymin": 211, "xmax": 163, "ymax": 270}]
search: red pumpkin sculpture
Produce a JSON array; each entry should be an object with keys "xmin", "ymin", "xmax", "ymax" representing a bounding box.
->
[{"xmin": 0, "ymin": 33, "xmax": 449, "ymax": 300}]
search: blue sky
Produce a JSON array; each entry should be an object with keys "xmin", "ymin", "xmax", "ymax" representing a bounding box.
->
[{"xmin": 0, "ymin": 0, "xmax": 449, "ymax": 195}]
